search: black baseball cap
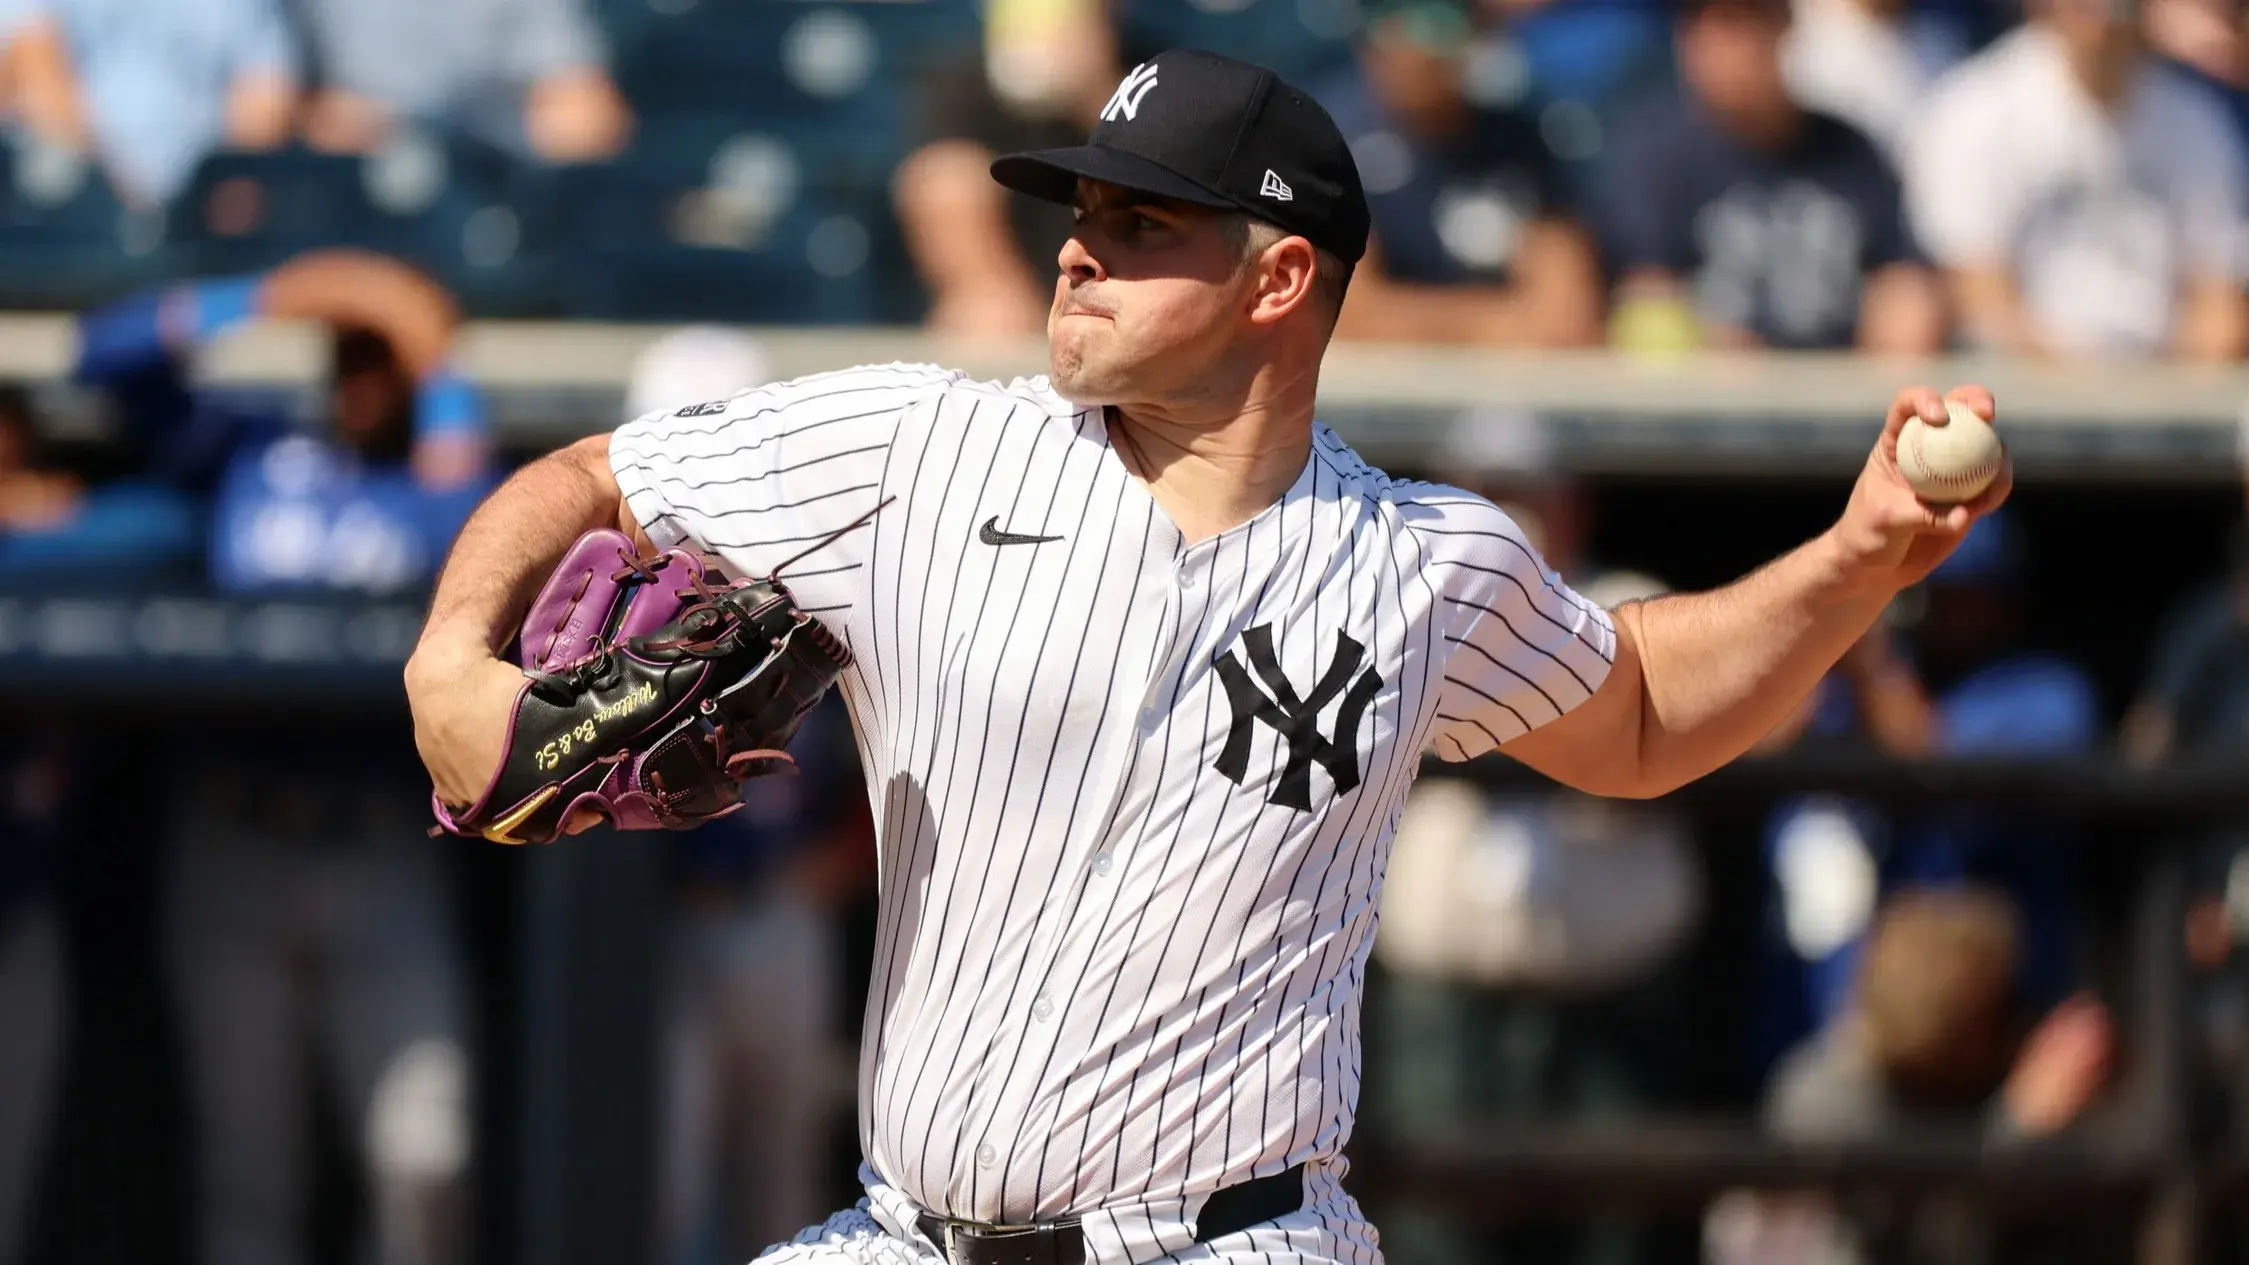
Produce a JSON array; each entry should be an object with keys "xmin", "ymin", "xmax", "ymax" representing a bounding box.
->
[{"xmin": 990, "ymin": 48, "xmax": 1371, "ymax": 267}]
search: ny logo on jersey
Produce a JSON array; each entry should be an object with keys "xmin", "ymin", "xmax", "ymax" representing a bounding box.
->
[
  {"xmin": 1100, "ymin": 63, "xmax": 1160, "ymax": 122},
  {"xmin": 1213, "ymin": 625, "xmax": 1383, "ymax": 811}
]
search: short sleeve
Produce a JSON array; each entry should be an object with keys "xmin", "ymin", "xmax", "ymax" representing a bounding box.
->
[
  {"xmin": 609, "ymin": 363, "xmax": 954, "ymax": 621},
  {"xmin": 1405, "ymin": 492, "xmax": 1618, "ymax": 761}
]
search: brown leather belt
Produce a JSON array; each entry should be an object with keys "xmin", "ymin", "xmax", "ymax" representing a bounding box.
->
[{"xmin": 914, "ymin": 1163, "xmax": 1306, "ymax": 1265}]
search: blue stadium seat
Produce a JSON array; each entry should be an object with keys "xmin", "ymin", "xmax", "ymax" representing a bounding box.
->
[
  {"xmin": 0, "ymin": 134, "xmax": 183, "ymax": 308},
  {"xmin": 179, "ymin": 138, "xmax": 557, "ymax": 315},
  {"xmin": 537, "ymin": 138, "xmax": 894, "ymax": 322}
]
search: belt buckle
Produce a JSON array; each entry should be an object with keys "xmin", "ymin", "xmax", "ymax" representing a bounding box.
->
[{"xmin": 941, "ymin": 1218, "xmax": 1040, "ymax": 1264}]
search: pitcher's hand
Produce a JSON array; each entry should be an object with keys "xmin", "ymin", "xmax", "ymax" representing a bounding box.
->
[
  {"xmin": 404, "ymin": 638, "xmax": 525, "ymax": 811},
  {"xmin": 1827, "ymin": 384, "xmax": 2012, "ymax": 598}
]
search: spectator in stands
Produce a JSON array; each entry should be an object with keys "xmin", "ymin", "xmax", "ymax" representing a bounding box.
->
[
  {"xmin": 0, "ymin": 737, "xmax": 70, "ymax": 1265},
  {"xmin": 1754, "ymin": 511, "xmax": 2102, "ymax": 1070},
  {"xmin": 1714, "ymin": 891, "xmax": 2113, "ymax": 1265},
  {"xmin": 1595, "ymin": 0, "xmax": 1945, "ymax": 353},
  {"xmin": 294, "ymin": 0, "xmax": 629, "ymax": 164},
  {"xmin": 621, "ymin": 327, "xmax": 867, "ymax": 1260},
  {"xmin": 71, "ymin": 249, "xmax": 492, "ymax": 1265},
  {"xmin": 0, "ymin": 0, "xmax": 297, "ymax": 204},
  {"xmin": 1782, "ymin": 0, "xmax": 1975, "ymax": 157},
  {"xmin": 1310, "ymin": 0, "xmax": 1603, "ymax": 346},
  {"xmin": 1904, "ymin": 0, "xmax": 2249, "ymax": 360},
  {"xmin": 894, "ymin": 0, "xmax": 1121, "ymax": 339},
  {"xmin": 1374, "ymin": 455, "xmax": 1699, "ymax": 1265},
  {"xmin": 1767, "ymin": 889, "xmax": 2113, "ymax": 1143}
]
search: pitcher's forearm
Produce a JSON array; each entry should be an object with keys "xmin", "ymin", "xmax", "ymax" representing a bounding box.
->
[
  {"xmin": 1626, "ymin": 528, "xmax": 1891, "ymax": 789},
  {"xmin": 418, "ymin": 434, "xmax": 634, "ymax": 660}
]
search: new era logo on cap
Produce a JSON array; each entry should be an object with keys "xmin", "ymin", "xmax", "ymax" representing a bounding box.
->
[{"xmin": 987, "ymin": 48, "xmax": 1371, "ymax": 266}]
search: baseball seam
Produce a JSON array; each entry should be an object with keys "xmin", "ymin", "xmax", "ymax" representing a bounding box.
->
[{"xmin": 1904, "ymin": 426, "xmax": 1999, "ymax": 491}]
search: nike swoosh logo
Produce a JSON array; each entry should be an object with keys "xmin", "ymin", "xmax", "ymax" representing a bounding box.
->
[{"xmin": 979, "ymin": 516, "xmax": 1064, "ymax": 547}]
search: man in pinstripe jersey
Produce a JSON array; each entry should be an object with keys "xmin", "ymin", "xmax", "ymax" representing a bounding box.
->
[{"xmin": 406, "ymin": 47, "xmax": 2011, "ymax": 1265}]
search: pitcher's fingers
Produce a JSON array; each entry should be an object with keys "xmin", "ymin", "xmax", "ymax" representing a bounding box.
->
[
  {"xmin": 1880, "ymin": 384, "xmax": 1945, "ymax": 459},
  {"xmin": 1941, "ymin": 384, "xmax": 1996, "ymax": 424}
]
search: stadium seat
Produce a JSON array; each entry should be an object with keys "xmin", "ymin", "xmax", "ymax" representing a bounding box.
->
[
  {"xmin": 0, "ymin": 133, "xmax": 183, "ymax": 308},
  {"xmin": 538, "ymin": 138, "xmax": 897, "ymax": 322},
  {"xmin": 179, "ymin": 138, "xmax": 557, "ymax": 315}
]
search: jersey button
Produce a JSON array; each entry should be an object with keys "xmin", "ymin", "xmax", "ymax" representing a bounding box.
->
[
  {"xmin": 1092, "ymin": 852, "xmax": 1113, "ymax": 876},
  {"xmin": 976, "ymin": 1143, "xmax": 997, "ymax": 1168},
  {"xmin": 1178, "ymin": 569, "xmax": 1198, "ymax": 590},
  {"xmin": 1032, "ymin": 993, "xmax": 1055, "ymax": 1021}
]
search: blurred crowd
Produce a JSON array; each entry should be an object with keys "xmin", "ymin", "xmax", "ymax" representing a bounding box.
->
[
  {"xmin": 0, "ymin": 0, "xmax": 2245, "ymax": 350},
  {"xmin": 0, "ymin": 0, "xmax": 2246, "ymax": 1264}
]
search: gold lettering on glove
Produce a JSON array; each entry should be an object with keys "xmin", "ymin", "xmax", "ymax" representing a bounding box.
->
[{"xmin": 533, "ymin": 682, "xmax": 660, "ymax": 771}]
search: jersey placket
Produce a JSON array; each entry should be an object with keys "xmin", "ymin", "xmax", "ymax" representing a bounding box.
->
[{"xmin": 955, "ymin": 527, "xmax": 1193, "ymax": 1221}]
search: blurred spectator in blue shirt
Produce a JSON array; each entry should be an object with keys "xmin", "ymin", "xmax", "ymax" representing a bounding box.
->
[
  {"xmin": 1904, "ymin": 0, "xmax": 2249, "ymax": 360},
  {"xmin": 1313, "ymin": 0, "xmax": 1603, "ymax": 346},
  {"xmin": 293, "ymin": 0, "xmax": 629, "ymax": 165},
  {"xmin": 72, "ymin": 249, "xmax": 494, "ymax": 593},
  {"xmin": 1755, "ymin": 511, "xmax": 2103, "ymax": 1062},
  {"xmin": 1596, "ymin": 0, "xmax": 1946, "ymax": 353},
  {"xmin": 0, "ymin": 0, "xmax": 296, "ymax": 204},
  {"xmin": 73, "ymin": 250, "xmax": 492, "ymax": 1265}
]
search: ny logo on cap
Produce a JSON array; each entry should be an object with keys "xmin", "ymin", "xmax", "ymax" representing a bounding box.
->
[
  {"xmin": 1100, "ymin": 62, "xmax": 1160, "ymax": 122},
  {"xmin": 1260, "ymin": 169, "xmax": 1293, "ymax": 202}
]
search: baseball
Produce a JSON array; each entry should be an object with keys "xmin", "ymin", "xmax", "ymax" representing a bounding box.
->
[{"xmin": 1897, "ymin": 399, "xmax": 2005, "ymax": 504}]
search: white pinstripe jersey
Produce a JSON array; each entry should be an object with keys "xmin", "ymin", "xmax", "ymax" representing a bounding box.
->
[{"xmin": 610, "ymin": 363, "xmax": 1615, "ymax": 1245}]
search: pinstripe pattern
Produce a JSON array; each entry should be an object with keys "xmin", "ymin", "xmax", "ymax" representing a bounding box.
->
[{"xmin": 609, "ymin": 367, "xmax": 1614, "ymax": 1263}]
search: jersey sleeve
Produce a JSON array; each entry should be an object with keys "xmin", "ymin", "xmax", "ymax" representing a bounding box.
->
[
  {"xmin": 1404, "ymin": 492, "xmax": 1618, "ymax": 761},
  {"xmin": 608, "ymin": 363, "xmax": 954, "ymax": 620}
]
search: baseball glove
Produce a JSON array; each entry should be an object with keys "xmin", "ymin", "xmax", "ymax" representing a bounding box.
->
[{"xmin": 430, "ymin": 528, "xmax": 850, "ymax": 845}]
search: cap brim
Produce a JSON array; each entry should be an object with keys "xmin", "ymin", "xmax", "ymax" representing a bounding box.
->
[{"xmin": 990, "ymin": 144, "xmax": 1238, "ymax": 211}]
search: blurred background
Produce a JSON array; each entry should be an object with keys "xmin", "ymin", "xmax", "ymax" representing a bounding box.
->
[{"xmin": 3, "ymin": 0, "xmax": 2249, "ymax": 1263}]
